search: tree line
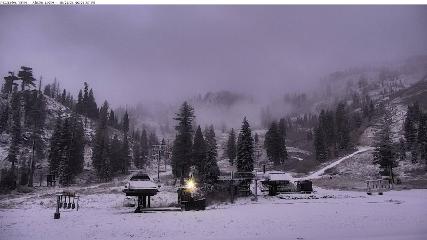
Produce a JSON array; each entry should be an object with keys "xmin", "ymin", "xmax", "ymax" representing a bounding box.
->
[
  {"xmin": 1, "ymin": 67, "xmax": 161, "ymax": 190},
  {"xmin": 171, "ymin": 102, "xmax": 255, "ymax": 184},
  {"xmin": 91, "ymin": 101, "xmax": 161, "ymax": 181},
  {"xmin": 403, "ymin": 102, "xmax": 427, "ymax": 163},
  {"xmin": 1, "ymin": 67, "xmax": 47, "ymax": 190},
  {"xmin": 370, "ymin": 102, "xmax": 426, "ymax": 182},
  {"xmin": 48, "ymin": 114, "xmax": 85, "ymax": 185},
  {"xmin": 314, "ymin": 98, "xmax": 375, "ymax": 163}
]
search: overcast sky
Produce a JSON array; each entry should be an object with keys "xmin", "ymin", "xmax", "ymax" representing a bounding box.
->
[{"xmin": 0, "ymin": 6, "xmax": 426, "ymax": 107}]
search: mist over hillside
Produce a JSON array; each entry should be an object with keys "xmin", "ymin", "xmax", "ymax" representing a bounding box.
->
[{"xmin": 117, "ymin": 55, "xmax": 427, "ymax": 138}]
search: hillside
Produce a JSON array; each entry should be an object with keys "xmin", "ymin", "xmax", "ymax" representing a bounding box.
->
[
  {"xmin": 0, "ymin": 91, "xmax": 127, "ymax": 187},
  {"xmin": 1, "ymin": 56, "xmax": 426, "ymax": 192},
  {"xmin": 310, "ymin": 77, "xmax": 427, "ymax": 190}
]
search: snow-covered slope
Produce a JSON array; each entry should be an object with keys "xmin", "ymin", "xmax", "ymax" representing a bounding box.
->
[
  {"xmin": 303, "ymin": 146, "xmax": 374, "ymax": 180},
  {"xmin": 0, "ymin": 93, "xmax": 110, "ymax": 182}
]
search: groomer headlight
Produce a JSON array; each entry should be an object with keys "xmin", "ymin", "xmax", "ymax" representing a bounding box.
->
[{"xmin": 185, "ymin": 179, "xmax": 196, "ymax": 191}]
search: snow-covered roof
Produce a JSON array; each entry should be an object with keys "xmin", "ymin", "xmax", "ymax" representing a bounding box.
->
[{"xmin": 266, "ymin": 171, "xmax": 294, "ymax": 181}]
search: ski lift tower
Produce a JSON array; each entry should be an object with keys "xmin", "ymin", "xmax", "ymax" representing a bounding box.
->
[
  {"xmin": 152, "ymin": 141, "xmax": 168, "ymax": 183},
  {"xmin": 254, "ymin": 144, "xmax": 262, "ymax": 167},
  {"xmin": 164, "ymin": 139, "xmax": 172, "ymax": 171}
]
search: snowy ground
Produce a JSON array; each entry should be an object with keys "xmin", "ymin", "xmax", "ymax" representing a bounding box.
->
[
  {"xmin": 1, "ymin": 147, "xmax": 426, "ymax": 240},
  {"xmin": 1, "ymin": 187, "xmax": 427, "ymax": 240}
]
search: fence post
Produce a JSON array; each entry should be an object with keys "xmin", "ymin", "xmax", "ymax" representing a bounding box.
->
[
  {"xmin": 254, "ymin": 170, "xmax": 258, "ymax": 202},
  {"xmin": 54, "ymin": 195, "xmax": 60, "ymax": 219}
]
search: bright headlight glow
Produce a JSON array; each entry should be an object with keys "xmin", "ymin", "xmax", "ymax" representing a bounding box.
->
[{"xmin": 185, "ymin": 179, "xmax": 196, "ymax": 190}]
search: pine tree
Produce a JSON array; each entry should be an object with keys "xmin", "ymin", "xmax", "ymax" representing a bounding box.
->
[
  {"xmin": 278, "ymin": 118, "xmax": 288, "ymax": 163},
  {"xmin": 204, "ymin": 126, "xmax": 220, "ymax": 183},
  {"xmin": 324, "ymin": 110, "xmax": 336, "ymax": 157},
  {"xmin": 411, "ymin": 143, "xmax": 419, "ymax": 163},
  {"xmin": 76, "ymin": 90, "xmax": 83, "ymax": 114},
  {"xmin": 171, "ymin": 102, "xmax": 195, "ymax": 182},
  {"xmin": 2, "ymin": 71, "xmax": 19, "ymax": 94},
  {"xmin": 121, "ymin": 136, "xmax": 130, "ymax": 174},
  {"xmin": 48, "ymin": 116, "xmax": 63, "ymax": 176},
  {"xmin": 418, "ymin": 114, "xmax": 427, "ymax": 161},
  {"xmin": 49, "ymin": 116, "xmax": 81, "ymax": 186},
  {"xmin": 399, "ymin": 138, "xmax": 406, "ymax": 161},
  {"xmin": 61, "ymin": 89, "xmax": 66, "ymax": 104},
  {"xmin": 404, "ymin": 103, "xmax": 422, "ymax": 163},
  {"xmin": 412, "ymin": 102, "xmax": 421, "ymax": 123},
  {"xmin": 226, "ymin": 128, "xmax": 237, "ymax": 165},
  {"xmin": 404, "ymin": 103, "xmax": 419, "ymax": 150},
  {"xmin": 192, "ymin": 126, "xmax": 207, "ymax": 180},
  {"xmin": 52, "ymin": 78, "xmax": 59, "ymax": 100},
  {"xmin": 17, "ymin": 66, "xmax": 36, "ymax": 91},
  {"xmin": 66, "ymin": 92, "xmax": 73, "ymax": 109},
  {"xmin": 6, "ymin": 92, "xmax": 21, "ymax": 189},
  {"xmin": 314, "ymin": 126, "xmax": 327, "ymax": 162},
  {"xmin": 109, "ymin": 135, "xmax": 122, "ymax": 172},
  {"xmin": 102, "ymin": 138, "xmax": 112, "ymax": 181},
  {"xmin": 83, "ymin": 82, "xmax": 89, "ymax": 115},
  {"xmin": 120, "ymin": 111, "xmax": 130, "ymax": 174},
  {"xmin": 68, "ymin": 114, "xmax": 85, "ymax": 176},
  {"xmin": 236, "ymin": 117, "xmax": 254, "ymax": 172},
  {"xmin": 335, "ymin": 102, "xmax": 351, "ymax": 151},
  {"xmin": 109, "ymin": 110, "xmax": 116, "ymax": 127},
  {"xmin": 58, "ymin": 117, "xmax": 73, "ymax": 185},
  {"xmin": 92, "ymin": 101, "xmax": 111, "ymax": 180},
  {"xmin": 148, "ymin": 132, "xmax": 159, "ymax": 147},
  {"xmin": 264, "ymin": 121, "xmax": 281, "ymax": 165},
  {"xmin": 122, "ymin": 111, "xmax": 129, "ymax": 133},
  {"xmin": 27, "ymin": 90, "xmax": 47, "ymax": 187},
  {"xmin": 43, "ymin": 84, "xmax": 51, "ymax": 98},
  {"xmin": 0, "ymin": 105, "xmax": 9, "ymax": 134},
  {"xmin": 133, "ymin": 129, "xmax": 140, "ymax": 142},
  {"xmin": 88, "ymin": 89, "xmax": 98, "ymax": 119},
  {"xmin": 0, "ymin": 168, "xmax": 16, "ymax": 190},
  {"xmin": 373, "ymin": 113, "xmax": 397, "ymax": 180}
]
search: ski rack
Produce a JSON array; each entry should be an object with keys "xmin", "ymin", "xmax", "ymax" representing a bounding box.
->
[
  {"xmin": 366, "ymin": 179, "xmax": 392, "ymax": 195},
  {"xmin": 54, "ymin": 191, "xmax": 80, "ymax": 219}
]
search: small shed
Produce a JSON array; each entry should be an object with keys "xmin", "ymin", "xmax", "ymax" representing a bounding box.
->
[{"xmin": 261, "ymin": 171, "xmax": 296, "ymax": 196}]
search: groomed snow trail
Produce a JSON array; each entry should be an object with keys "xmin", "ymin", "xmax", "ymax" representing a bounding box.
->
[{"xmin": 302, "ymin": 146, "xmax": 374, "ymax": 179}]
